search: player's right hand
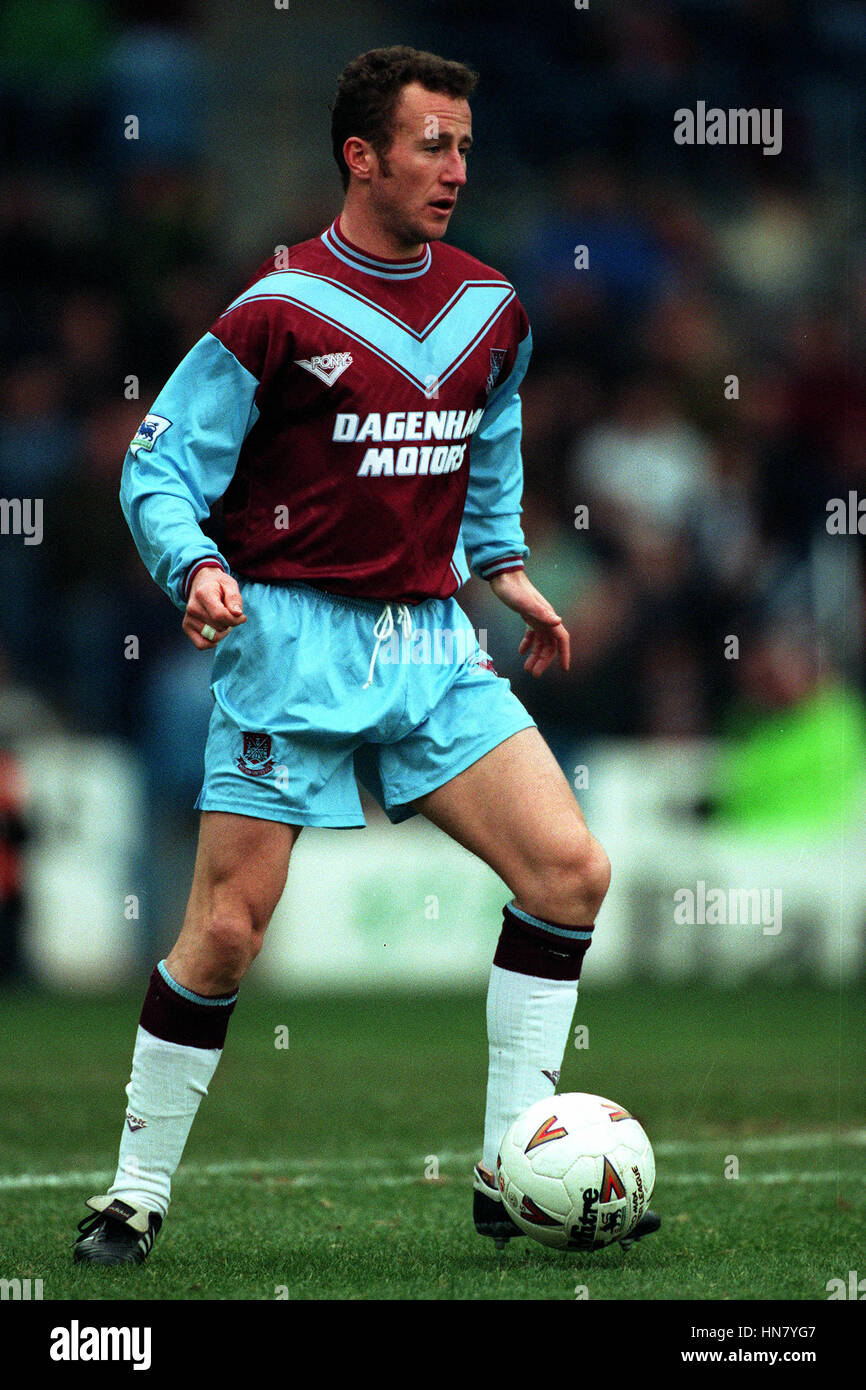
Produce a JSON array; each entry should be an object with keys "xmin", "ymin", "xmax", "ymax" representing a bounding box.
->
[{"xmin": 182, "ymin": 567, "xmax": 247, "ymax": 649}]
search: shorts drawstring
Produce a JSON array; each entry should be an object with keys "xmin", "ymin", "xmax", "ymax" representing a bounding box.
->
[{"xmin": 362, "ymin": 603, "xmax": 413, "ymax": 688}]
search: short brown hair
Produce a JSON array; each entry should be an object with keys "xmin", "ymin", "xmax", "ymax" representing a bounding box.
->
[{"xmin": 330, "ymin": 46, "xmax": 478, "ymax": 191}]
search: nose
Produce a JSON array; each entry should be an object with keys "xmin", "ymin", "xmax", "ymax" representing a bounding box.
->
[{"xmin": 443, "ymin": 149, "xmax": 467, "ymax": 187}]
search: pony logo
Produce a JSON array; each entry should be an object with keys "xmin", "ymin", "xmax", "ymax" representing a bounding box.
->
[{"xmin": 296, "ymin": 352, "xmax": 353, "ymax": 387}]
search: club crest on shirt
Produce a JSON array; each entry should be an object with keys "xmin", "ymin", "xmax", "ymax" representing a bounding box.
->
[
  {"xmin": 296, "ymin": 352, "xmax": 353, "ymax": 386},
  {"xmin": 236, "ymin": 732, "xmax": 275, "ymax": 778},
  {"xmin": 486, "ymin": 348, "xmax": 507, "ymax": 394},
  {"xmin": 129, "ymin": 413, "xmax": 172, "ymax": 455}
]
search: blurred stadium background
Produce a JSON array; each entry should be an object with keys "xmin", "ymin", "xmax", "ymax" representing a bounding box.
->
[{"xmin": 1, "ymin": 0, "xmax": 864, "ymax": 998}]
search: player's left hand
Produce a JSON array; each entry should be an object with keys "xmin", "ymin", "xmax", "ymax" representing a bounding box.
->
[{"xmin": 488, "ymin": 570, "xmax": 570, "ymax": 676}]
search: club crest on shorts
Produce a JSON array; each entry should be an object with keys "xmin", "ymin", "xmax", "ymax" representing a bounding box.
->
[{"xmin": 236, "ymin": 732, "xmax": 275, "ymax": 778}]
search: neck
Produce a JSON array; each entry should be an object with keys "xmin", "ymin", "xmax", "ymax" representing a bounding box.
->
[{"xmin": 338, "ymin": 199, "xmax": 424, "ymax": 261}]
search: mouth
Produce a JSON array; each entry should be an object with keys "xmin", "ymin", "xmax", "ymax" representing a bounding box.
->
[{"xmin": 428, "ymin": 198, "xmax": 456, "ymax": 215}]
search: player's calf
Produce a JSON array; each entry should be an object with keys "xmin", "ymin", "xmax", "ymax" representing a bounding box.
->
[
  {"xmin": 71, "ymin": 959, "xmax": 238, "ymax": 1265},
  {"xmin": 71, "ymin": 813, "xmax": 297, "ymax": 1267},
  {"xmin": 479, "ymin": 901, "xmax": 597, "ymax": 1191}
]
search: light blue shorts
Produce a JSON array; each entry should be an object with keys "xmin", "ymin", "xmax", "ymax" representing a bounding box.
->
[{"xmin": 195, "ymin": 579, "xmax": 536, "ymax": 827}]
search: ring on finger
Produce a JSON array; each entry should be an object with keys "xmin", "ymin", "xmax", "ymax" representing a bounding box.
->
[{"xmin": 201, "ymin": 624, "xmax": 217, "ymax": 642}]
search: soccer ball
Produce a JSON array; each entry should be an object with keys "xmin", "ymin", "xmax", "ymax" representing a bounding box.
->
[{"xmin": 495, "ymin": 1092, "xmax": 655, "ymax": 1251}]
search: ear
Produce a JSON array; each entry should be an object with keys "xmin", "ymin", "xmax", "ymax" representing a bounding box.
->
[{"xmin": 343, "ymin": 136, "xmax": 375, "ymax": 183}]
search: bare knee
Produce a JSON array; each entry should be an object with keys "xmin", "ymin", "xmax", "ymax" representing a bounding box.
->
[
  {"xmin": 167, "ymin": 814, "xmax": 297, "ymax": 996},
  {"xmin": 172, "ymin": 890, "xmax": 272, "ymax": 994},
  {"xmin": 580, "ymin": 833, "xmax": 612, "ymax": 910},
  {"xmin": 516, "ymin": 827, "xmax": 611, "ymax": 923},
  {"xmin": 199, "ymin": 908, "xmax": 262, "ymax": 984}
]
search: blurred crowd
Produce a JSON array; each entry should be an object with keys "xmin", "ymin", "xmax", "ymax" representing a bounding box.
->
[{"xmin": 1, "ymin": 0, "xmax": 865, "ymax": 831}]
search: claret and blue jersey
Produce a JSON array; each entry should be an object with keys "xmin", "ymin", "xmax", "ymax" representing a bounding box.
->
[{"xmin": 120, "ymin": 215, "xmax": 533, "ymax": 608}]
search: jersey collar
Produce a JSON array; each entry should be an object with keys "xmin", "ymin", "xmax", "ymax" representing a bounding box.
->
[{"xmin": 321, "ymin": 217, "xmax": 432, "ymax": 280}]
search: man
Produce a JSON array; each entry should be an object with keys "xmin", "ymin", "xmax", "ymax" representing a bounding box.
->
[{"xmin": 74, "ymin": 46, "xmax": 658, "ymax": 1265}]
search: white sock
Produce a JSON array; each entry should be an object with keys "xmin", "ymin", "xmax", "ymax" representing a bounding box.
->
[
  {"xmin": 107, "ymin": 1026, "xmax": 222, "ymax": 1219},
  {"xmin": 482, "ymin": 963, "xmax": 578, "ymax": 1172}
]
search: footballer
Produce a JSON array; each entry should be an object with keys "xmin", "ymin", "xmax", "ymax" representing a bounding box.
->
[{"xmin": 74, "ymin": 46, "xmax": 659, "ymax": 1265}]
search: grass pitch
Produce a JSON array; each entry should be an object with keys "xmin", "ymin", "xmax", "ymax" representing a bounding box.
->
[{"xmin": 0, "ymin": 981, "xmax": 863, "ymax": 1301}]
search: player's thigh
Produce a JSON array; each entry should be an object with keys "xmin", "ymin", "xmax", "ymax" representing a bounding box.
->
[
  {"xmin": 185, "ymin": 810, "xmax": 302, "ymax": 933},
  {"xmin": 413, "ymin": 726, "xmax": 599, "ymax": 894}
]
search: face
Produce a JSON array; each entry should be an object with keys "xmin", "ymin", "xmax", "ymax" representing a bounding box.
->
[{"xmin": 364, "ymin": 82, "xmax": 472, "ymax": 248}]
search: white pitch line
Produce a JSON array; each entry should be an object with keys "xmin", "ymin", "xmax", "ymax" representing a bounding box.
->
[
  {"xmin": 654, "ymin": 1130, "xmax": 866, "ymax": 1156},
  {"xmin": 108, "ymin": 1169, "xmax": 862, "ymax": 1189},
  {"xmin": 0, "ymin": 1131, "xmax": 863, "ymax": 1195},
  {"xmin": 657, "ymin": 1172, "xmax": 842, "ymax": 1186},
  {"xmin": 0, "ymin": 1130, "xmax": 861, "ymax": 1194},
  {"xmin": 0, "ymin": 1167, "xmax": 853, "ymax": 1192}
]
